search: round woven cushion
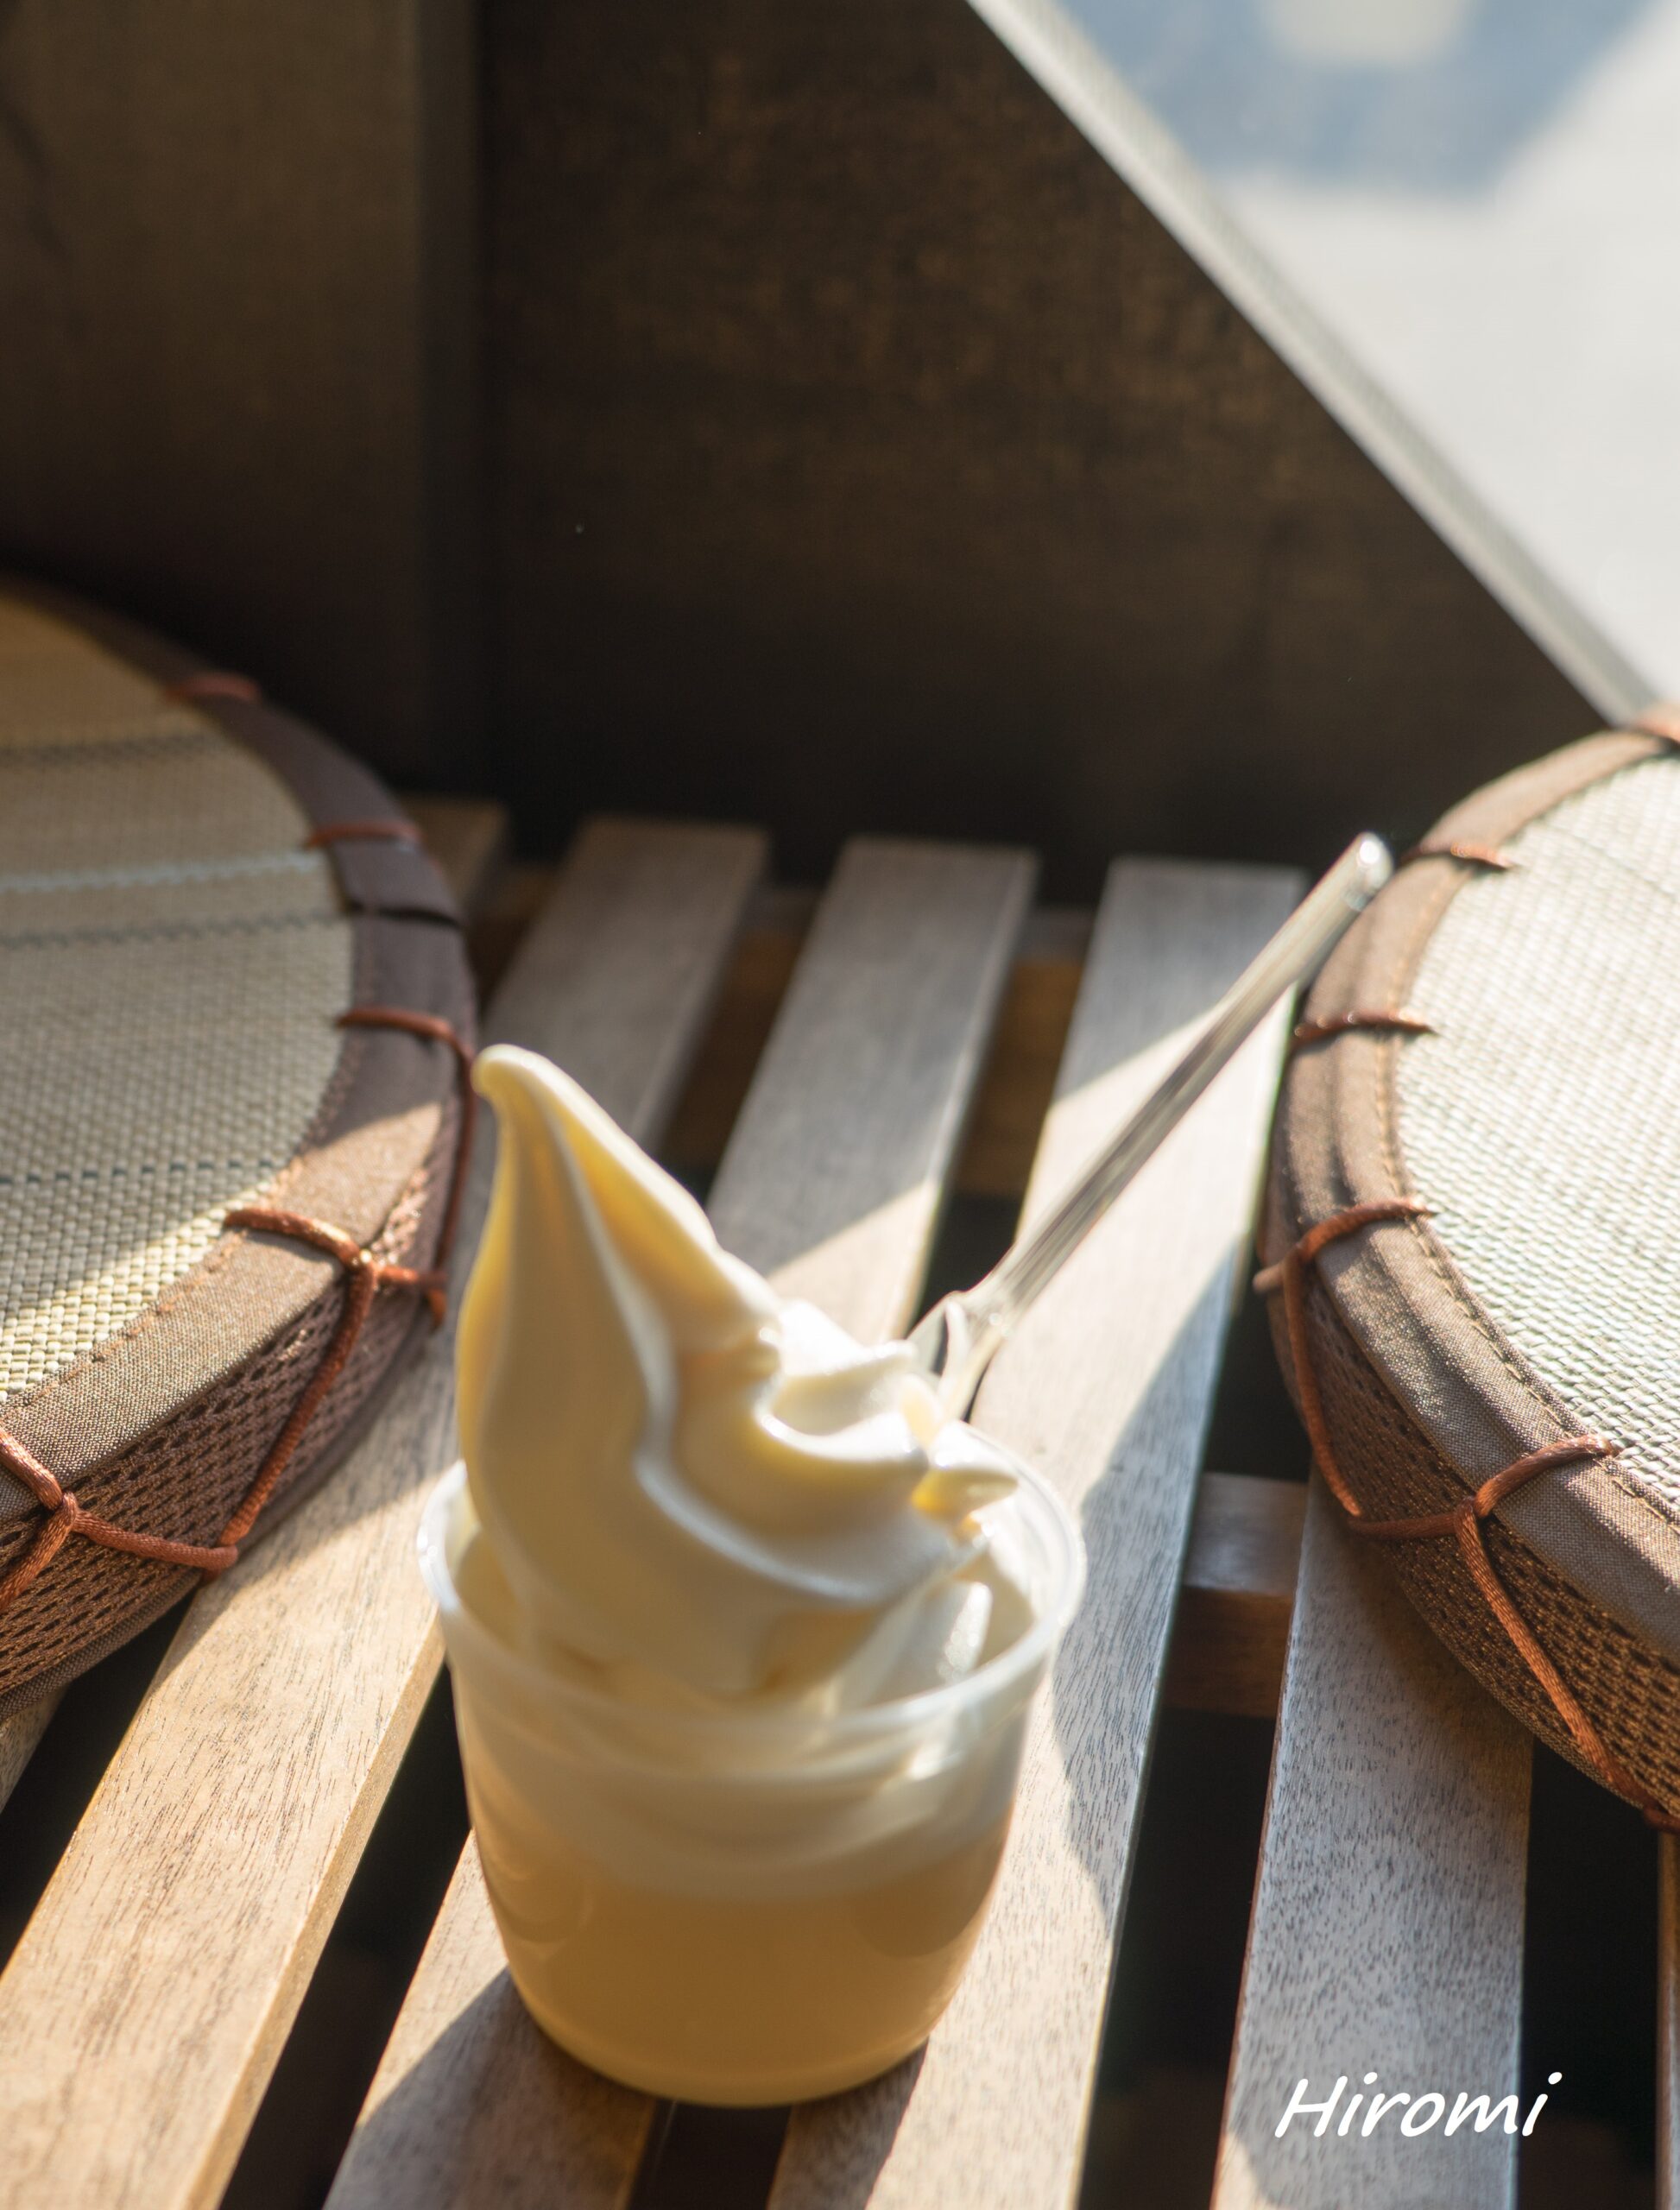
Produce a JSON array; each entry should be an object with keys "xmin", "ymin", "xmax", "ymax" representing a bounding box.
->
[
  {"xmin": 0, "ymin": 582, "xmax": 475, "ymax": 1714},
  {"xmin": 1265, "ymin": 727, "xmax": 1680, "ymax": 1822}
]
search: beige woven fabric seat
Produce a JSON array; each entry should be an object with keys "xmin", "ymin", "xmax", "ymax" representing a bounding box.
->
[
  {"xmin": 0, "ymin": 586, "xmax": 474, "ymax": 1714},
  {"xmin": 1265, "ymin": 729, "xmax": 1680, "ymax": 1823}
]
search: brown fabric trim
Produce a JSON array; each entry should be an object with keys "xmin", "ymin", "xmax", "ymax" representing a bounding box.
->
[
  {"xmin": 304, "ymin": 818, "xmax": 424, "ymax": 852},
  {"xmin": 234, "ymin": 712, "xmax": 459, "ymax": 921},
  {"xmin": 1397, "ymin": 839, "xmax": 1519, "ymax": 871},
  {"xmin": 1267, "ymin": 726, "xmax": 1680, "ymax": 1673},
  {"xmin": 1290, "ymin": 1009, "xmax": 1435, "ymax": 1050},
  {"xmin": 0, "ymin": 1102, "xmax": 456, "ymax": 1714},
  {"xmin": 0, "ymin": 578, "xmax": 478, "ymax": 1702},
  {"xmin": 0, "ymin": 576, "xmax": 460, "ymax": 925},
  {"xmin": 1260, "ymin": 1202, "xmax": 1679, "ymax": 1830},
  {"xmin": 338, "ymin": 1007, "xmax": 477, "ymax": 1285},
  {"xmin": 213, "ymin": 1204, "xmax": 444, "ymax": 1544},
  {"xmin": 1631, "ymin": 703, "xmax": 1680, "ymax": 745},
  {"xmin": 0, "ymin": 583, "xmax": 475, "ymax": 1519},
  {"xmin": 0, "ymin": 1200, "xmax": 448, "ymax": 1615},
  {"xmin": 162, "ymin": 672, "xmax": 262, "ymax": 704},
  {"xmin": 0, "ymin": 916, "xmax": 472, "ymax": 1502},
  {"xmin": 1266, "ymin": 1260, "xmax": 1680, "ymax": 1817}
]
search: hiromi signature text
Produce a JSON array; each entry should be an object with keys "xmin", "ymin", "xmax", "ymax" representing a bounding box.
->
[{"xmin": 1275, "ymin": 2071, "xmax": 1562, "ymax": 2140}]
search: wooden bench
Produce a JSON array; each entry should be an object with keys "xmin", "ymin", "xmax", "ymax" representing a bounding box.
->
[{"xmin": 0, "ymin": 805, "xmax": 1660, "ymax": 2208}]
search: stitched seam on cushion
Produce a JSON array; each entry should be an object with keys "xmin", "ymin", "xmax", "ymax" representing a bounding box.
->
[
  {"xmin": 0, "ymin": 912, "xmax": 342, "ymax": 955},
  {"xmin": 0, "ymin": 728, "xmax": 217, "ymax": 768}
]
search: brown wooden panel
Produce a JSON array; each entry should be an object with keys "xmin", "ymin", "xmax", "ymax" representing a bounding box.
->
[
  {"xmin": 484, "ymin": 0, "xmax": 1592, "ymax": 892},
  {"xmin": 0, "ymin": 0, "xmax": 479, "ymax": 783},
  {"xmin": 403, "ymin": 798, "xmax": 513, "ymax": 920},
  {"xmin": 1164, "ymin": 1472, "xmax": 1304, "ymax": 1720}
]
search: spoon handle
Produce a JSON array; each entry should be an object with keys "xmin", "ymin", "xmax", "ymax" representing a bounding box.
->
[{"xmin": 913, "ymin": 833, "xmax": 1393, "ymax": 1411}]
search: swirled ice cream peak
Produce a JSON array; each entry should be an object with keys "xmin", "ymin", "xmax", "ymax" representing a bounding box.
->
[{"xmin": 456, "ymin": 1045, "xmax": 1034, "ymax": 1708}]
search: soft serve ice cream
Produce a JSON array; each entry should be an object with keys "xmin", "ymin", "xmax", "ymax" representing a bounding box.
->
[
  {"xmin": 424, "ymin": 1045, "xmax": 1083, "ymax": 2102},
  {"xmin": 458, "ymin": 1045, "xmax": 1037, "ymax": 1714}
]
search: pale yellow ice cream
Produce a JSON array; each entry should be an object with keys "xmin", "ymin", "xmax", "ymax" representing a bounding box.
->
[
  {"xmin": 432, "ymin": 1045, "xmax": 1081, "ymax": 2101},
  {"xmin": 457, "ymin": 1045, "xmax": 1034, "ymax": 1714}
]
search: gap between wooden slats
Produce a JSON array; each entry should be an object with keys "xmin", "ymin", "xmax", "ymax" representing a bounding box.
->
[
  {"xmin": 0, "ymin": 818, "xmax": 764, "ymax": 2210},
  {"xmin": 325, "ymin": 834, "xmax": 1034, "ymax": 2210},
  {"xmin": 1165, "ymin": 1473, "xmax": 1304, "ymax": 1721},
  {"xmin": 769, "ymin": 856, "xmax": 1301, "ymax": 2210},
  {"xmin": 1213, "ymin": 1478, "xmax": 1531, "ymax": 2210}
]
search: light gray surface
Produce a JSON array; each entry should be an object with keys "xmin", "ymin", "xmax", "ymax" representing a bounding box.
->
[
  {"xmin": 1216, "ymin": 1481, "xmax": 1530, "ymax": 2210},
  {"xmin": 975, "ymin": 0, "xmax": 1676, "ymax": 701}
]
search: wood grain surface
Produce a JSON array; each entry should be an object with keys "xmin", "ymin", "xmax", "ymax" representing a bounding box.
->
[
  {"xmin": 1165, "ymin": 1472, "xmax": 1304, "ymax": 1718},
  {"xmin": 328, "ymin": 833, "xmax": 1033, "ymax": 2210},
  {"xmin": 1213, "ymin": 1479, "xmax": 1532, "ymax": 2210},
  {"xmin": 706, "ymin": 837, "xmax": 1036, "ymax": 1335},
  {"xmin": 405, "ymin": 797, "xmax": 513, "ymax": 919},
  {"xmin": 0, "ymin": 1693, "xmax": 56, "ymax": 1814},
  {"xmin": 770, "ymin": 856, "xmax": 1300, "ymax": 2210},
  {"xmin": 665, "ymin": 894, "xmax": 1089, "ymax": 1204},
  {"xmin": 0, "ymin": 821, "xmax": 763, "ymax": 2210}
]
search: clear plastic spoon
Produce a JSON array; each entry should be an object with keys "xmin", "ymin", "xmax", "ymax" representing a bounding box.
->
[{"xmin": 908, "ymin": 833, "xmax": 1393, "ymax": 1414}]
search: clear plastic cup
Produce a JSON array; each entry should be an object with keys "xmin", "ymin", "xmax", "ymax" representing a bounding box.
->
[{"xmin": 420, "ymin": 1455, "xmax": 1084, "ymax": 2105}]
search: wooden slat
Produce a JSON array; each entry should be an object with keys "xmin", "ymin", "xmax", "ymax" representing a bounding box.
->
[
  {"xmin": 665, "ymin": 887, "xmax": 815, "ymax": 1172},
  {"xmin": 707, "ymin": 837, "xmax": 1036, "ymax": 1333},
  {"xmin": 1164, "ymin": 1473, "xmax": 1304, "ymax": 1719},
  {"xmin": 1213, "ymin": 1481, "xmax": 1531, "ymax": 2210},
  {"xmin": 1661, "ymin": 1835, "xmax": 1679, "ymax": 2210},
  {"xmin": 0, "ymin": 1695, "xmax": 57, "ymax": 1814},
  {"xmin": 0, "ymin": 820, "xmax": 764, "ymax": 2210},
  {"xmin": 665, "ymin": 895, "xmax": 1096, "ymax": 1204},
  {"xmin": 327, "ymin": 833, "xmax": 1033, "ymax": 2210},
  {"xmin": 403, "ymin": 796, "xmax": 512, "ymax": 919},
  {"xmin": 771, "ymin": 856, "xmax": 1301, "ymax": 2210}
]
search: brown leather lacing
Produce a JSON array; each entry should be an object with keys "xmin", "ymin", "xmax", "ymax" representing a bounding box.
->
[
  {"xmin": 1291, "ymin": 1009, "xmax": 1435, "ymax": 1050},
  {"xmin": 1256, "ymin": 1197, "xmax": 1680, "ymax": 1830},
  {"xmin": 338, "ymin": 1007, "xmax": 477, "ymax": 1296},
  {"xmin": 1398, "ymin": 839, "xmax": 1519, "ymax": 871},
  {"xmin": 303, "ymin": 818, "xmax": 423, "ymax": 851},
  {"xmin": 162, "ymin": 672, "xmax": 263, "ymax": 704},
  {"xmin": 0, "ymin": 1007, "xmax": 476, "ymax": 1614}
]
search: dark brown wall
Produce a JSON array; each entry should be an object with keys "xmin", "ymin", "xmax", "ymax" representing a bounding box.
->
[
  {"xmin": 0, "ymin": 2, "xmax": 1593, "ymax": 882},
  {"xmin": 0, "ymin": 0, "xmax": 480, "ymax": 784},
  {"xmin": 486, "ymin": 0, "xmax": 1590, "ymax": 893}
]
